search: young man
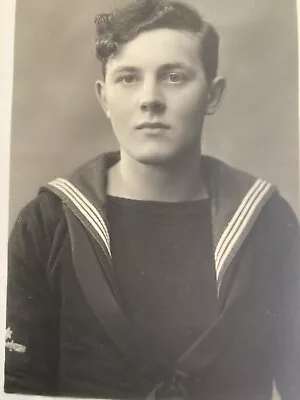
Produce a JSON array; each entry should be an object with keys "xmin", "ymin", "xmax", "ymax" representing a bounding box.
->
[{"xmin": 5, "ymin": 0, "xmax": 300, "ymax": 399}]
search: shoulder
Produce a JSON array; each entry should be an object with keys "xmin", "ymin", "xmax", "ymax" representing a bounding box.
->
[
  {"xmin": 205, "ymin": 155, "xmax": 298, "ymax": 222},
  {"xmin": 203, "ymin": 156, "xmax": 268, "ymax": 221},
  {"xmin": 257, "ymin": 190, "xmax": 299, "ymax": 250},
  {"xmin": 204, "ymin": 155, "xmax": 299, "ymax": 248},
  {"xmin": 14, "ymin": 189, "xmax": 65, "ymax": 228},
  {"xmin": 10, "ymin": 189, "xmax": 67, "ymax": 254}
]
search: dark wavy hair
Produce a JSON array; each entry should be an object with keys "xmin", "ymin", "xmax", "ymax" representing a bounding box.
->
[{"xmin": 94, "ymin": 0, "xmax": 219, "ymax": 81}]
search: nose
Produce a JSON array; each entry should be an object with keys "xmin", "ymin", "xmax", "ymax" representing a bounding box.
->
[
  {"xmin": 140, "ymin": 100, "xmax": 165, "ymax": 113},
  {"xmin": 139, "ymin": 79, "xmax": 166, "ymax": 114}
]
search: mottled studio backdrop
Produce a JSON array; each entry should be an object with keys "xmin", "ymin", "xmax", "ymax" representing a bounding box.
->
[{"xmin": 9, "ymin": 0, "xmax": 299, "ymax": 228}]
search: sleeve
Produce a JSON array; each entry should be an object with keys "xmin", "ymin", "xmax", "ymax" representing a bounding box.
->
[
  {"xmin": 5, "ymin": 194, "xmax": 62, "ymax": 395},
  {"xmin": 273, "ymin": 230, "xmax": 300, "ymax": 400}
]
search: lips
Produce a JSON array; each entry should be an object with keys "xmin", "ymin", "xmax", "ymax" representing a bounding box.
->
[{"xmin": 136, "ymin": 122, "xmax": 170, "ymax": 129}]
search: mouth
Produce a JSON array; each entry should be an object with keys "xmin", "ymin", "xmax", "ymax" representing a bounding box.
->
[{"xmin": 136, "ymin": 122, "xmax": 171, "ymax": 130}]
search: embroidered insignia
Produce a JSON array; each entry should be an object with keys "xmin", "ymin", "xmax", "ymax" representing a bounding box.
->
[
  {"xmin": 5, "ymin": 327, "xmax": 12, "ymax": 340},
  {"xmin": 5, "ymin": 327, "xmax": 26, "ymax": 353}
]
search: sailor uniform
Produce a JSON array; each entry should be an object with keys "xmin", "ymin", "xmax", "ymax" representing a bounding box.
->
[{"xmin": 5, "ymin": 152, "xmax": 300, "ymax": 399}]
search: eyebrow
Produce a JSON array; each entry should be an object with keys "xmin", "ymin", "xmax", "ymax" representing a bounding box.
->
[
  {"xmin": 112, "ymin": 66, "xmax": 140, "ymax": 74},
  {"xmin": 159, "ymin": 62, "xmax": 193, "ymax": 71}
]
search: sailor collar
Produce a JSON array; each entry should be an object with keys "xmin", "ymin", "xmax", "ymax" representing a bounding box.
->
[{"xmin": 44, "ymin": 151, "xmax": 275, "ymax": 301}]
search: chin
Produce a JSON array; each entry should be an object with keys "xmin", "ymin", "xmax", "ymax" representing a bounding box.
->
[{"xmin": 128, "ymin": 146, "xmax": 187, "ymax": 166}]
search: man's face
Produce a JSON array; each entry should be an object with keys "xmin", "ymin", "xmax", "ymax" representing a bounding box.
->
[{"xmin": 98, "ymin": 28, "xmax": 215, "ymax": 165}]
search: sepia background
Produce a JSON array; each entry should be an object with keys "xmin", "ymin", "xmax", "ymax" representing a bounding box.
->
[{"xmin": 9, "ymin": 0, "xmax": 299, "ymax": 228}]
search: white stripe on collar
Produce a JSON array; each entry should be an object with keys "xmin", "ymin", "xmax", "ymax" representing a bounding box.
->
[
  {"xmin": 48, "ymin": 178, "xmax": 111, "ymax": 257},
  {"xmin": 215, "ymin": 178, "xmax": 273, "ymax": 293}
]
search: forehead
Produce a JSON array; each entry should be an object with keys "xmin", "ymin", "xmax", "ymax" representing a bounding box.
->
[{"xmin": 106, "ymin": 28, "xmax": 203, "ymax": 72}]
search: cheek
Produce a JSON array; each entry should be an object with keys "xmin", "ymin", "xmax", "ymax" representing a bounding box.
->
[
  {"xmin": 107, "ymin": 96, "xmax": 128, "ymax": 115},
  {"xmin": 174, "ymin": 90, "xmax": 208, "ymax": 121},
  {"xmin": 106, "ymin": 98, "xmax": 137, "ymax": 143},
  {"xmin": 106, "ymin": 87, "xmax": 134, "ymax": 111},
  {"xmin": 107, "ymin": 97, "xmax": 132, "ymax": 127}
]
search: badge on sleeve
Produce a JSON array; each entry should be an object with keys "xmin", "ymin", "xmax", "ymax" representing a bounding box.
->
[{"xmin": 5, "ymin": 327, "xmax": 26, "ymax": 353}]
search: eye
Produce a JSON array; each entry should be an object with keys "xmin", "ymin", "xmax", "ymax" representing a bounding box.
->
[
  {"xmin": 167, "ymin": 72, "xmax": 185, "ymax": 83},
  {"xmin": 117, "ymin": 74, "xmax": 138, "ymax": 84}
]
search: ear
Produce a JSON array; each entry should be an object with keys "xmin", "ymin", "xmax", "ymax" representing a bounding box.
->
[
  {"xmin": 95, "ymin": 80, "xmax": 110, "ymax": 118},
  {"xmin": 205, "ymin": 76, "xmax": 226, "ymax": 115}
]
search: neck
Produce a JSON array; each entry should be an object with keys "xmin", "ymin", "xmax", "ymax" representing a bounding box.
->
[{"xmin": 107, "ymin": 148, "xmax": 207, "ymax": 202}]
